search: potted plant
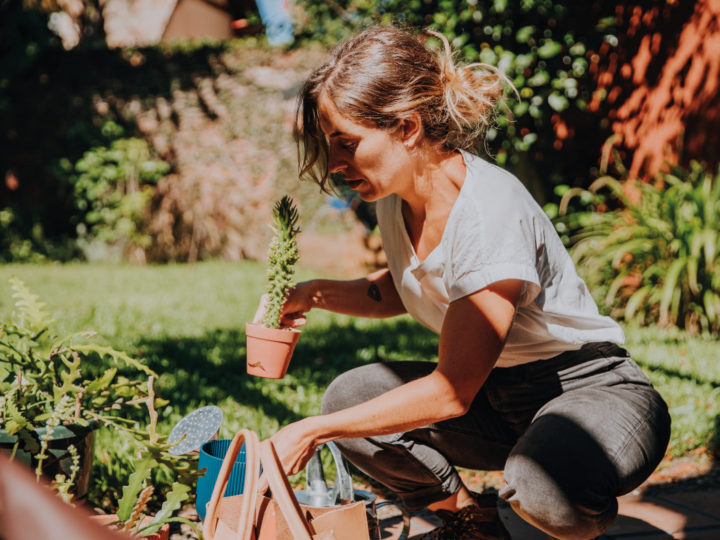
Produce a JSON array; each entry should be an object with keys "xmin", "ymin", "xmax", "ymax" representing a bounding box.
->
[
  {"xmin": 89, "ymin": 456, "xmax": 198, "ymax": 540},
  {"xmin": 245, "ymin": 195, "xmax": 302, "ymax": 379},
  {"xmin": 0, "ymin": 276, "xmax": 156, "ymax": 499},
  {"xmin": 89, "ymin": 374, "xmax": 203, "ymax": 539}
]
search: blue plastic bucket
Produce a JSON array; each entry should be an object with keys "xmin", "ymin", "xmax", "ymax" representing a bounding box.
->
[{"xmin": 196, "ymin": 439, "xmax": 246, "ymax": 520}]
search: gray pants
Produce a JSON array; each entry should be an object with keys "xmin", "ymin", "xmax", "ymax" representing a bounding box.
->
[{"xmin": 321, "ymin": 342, "xmax": 671, "ymax": 539}]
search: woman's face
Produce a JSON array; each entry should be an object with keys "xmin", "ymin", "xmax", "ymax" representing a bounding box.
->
[{"xmin": 317, "ymin": 93, "xmax": 413, "ymax": 202}]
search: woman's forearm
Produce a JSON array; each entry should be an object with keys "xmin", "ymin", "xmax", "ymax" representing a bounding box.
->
[
  {"xmin": 307, "ymin": 268, "xmax": 406, "ymax": 318},
  {"xmin": 270, "ymin": 281, "xmax": 523, "ymax": 477},
  {"xmin": 310, "ymin": 370, "xmax": 464, "ymax": 444},
  {"xmin": 298, "ymin": 281, "xmax": 522, "ymax": 446}
]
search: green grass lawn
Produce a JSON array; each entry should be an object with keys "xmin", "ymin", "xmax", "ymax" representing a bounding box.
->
[{"xmin": 1, "ymin": 262, "xmax": 718, "ymax": 501}]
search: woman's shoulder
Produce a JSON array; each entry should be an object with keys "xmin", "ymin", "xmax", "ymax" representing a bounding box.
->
[
  {"xmin": 458, "ymin": 152, "xmax": 539, "ymax": 216},
  {"xmin": 463, "ymin": 152, "xmax": 530, "ymax": 194}
]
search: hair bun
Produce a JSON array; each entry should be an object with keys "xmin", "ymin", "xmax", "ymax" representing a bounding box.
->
[{"xmin": 429, "ymin": 30, "xmax": 507, "ymax": 147}]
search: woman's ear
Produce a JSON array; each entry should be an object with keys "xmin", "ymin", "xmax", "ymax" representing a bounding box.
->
[{"xmin": 399, "ymin": 112, "xmax": 423, "ymax": 149}]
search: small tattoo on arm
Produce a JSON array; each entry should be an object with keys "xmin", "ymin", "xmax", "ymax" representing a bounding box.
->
[{"xmin": 367, "ymin": 282, "xmax": 382, "ymax": 302}]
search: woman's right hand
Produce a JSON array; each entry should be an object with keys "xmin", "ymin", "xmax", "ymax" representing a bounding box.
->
[{"xmin": 252, "ymin": 281, "xmax": 316, "ymax": 328}]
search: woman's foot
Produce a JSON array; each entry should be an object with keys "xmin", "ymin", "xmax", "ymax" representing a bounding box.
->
[{"xmin": 423, "ymin": 492, "xmax": 511, "ymax": 540}]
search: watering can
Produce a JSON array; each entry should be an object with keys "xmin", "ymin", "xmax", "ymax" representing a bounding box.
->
[{"xmin": 294, "ymin": 442, "xmax": 411, "ymax": 540}]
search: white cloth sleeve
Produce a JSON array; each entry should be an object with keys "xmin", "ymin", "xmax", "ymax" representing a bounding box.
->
[{"xmin": 442, "ymin": 190, "xmax": 542, "ymax": 304}]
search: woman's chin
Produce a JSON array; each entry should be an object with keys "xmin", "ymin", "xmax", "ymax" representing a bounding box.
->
[{"xmin": 347, "ymin": 179, "xmax": 382, "ymax": 201}]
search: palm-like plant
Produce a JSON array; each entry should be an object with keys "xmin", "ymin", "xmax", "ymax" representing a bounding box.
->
[{"xmin": 558, "ymin": 161, "xmax": 720, "ymax": 334}]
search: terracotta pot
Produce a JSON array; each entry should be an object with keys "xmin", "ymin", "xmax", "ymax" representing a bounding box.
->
[
  {"xmin": 88, "ymin": 514, "xmax": 170, "ymax": 540},
  {"xmin": 245, "ymin": 323, "xmax": 301, "ymax": 379}
]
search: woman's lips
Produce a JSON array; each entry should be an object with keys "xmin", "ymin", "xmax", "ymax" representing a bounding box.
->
[{"xmin": 346, "ymin": 179, "xmax": 364, "ymax": 189}]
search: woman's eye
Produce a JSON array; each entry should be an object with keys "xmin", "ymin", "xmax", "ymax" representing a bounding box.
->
[{"xmin": 339, "ymin": 140, "xmax": 356, "ymax": 151}]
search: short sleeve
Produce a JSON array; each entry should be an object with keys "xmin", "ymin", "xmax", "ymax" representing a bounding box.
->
[{"xmin": 442, "ymin": 170, "xmax": 542, "ymax": 304}]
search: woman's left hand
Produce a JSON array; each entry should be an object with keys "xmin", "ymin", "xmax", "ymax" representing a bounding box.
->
[{"xmin": 269, "ymin": 417, "xmax": 321, "ymax": 477}]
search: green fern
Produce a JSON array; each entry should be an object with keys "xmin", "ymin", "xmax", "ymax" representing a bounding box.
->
[
  {"xmin": 70, "ymin": 344, "xmax": 157, "ymax": 377},
  {"xmin": 263, "ymin": 196, "xmax": 301, "ymax": 329},
  {"xmin": 0, "ymin": 277, "xmax": 160, "ymax": 497},
  {"xmin": 9, "ymin": 275, "xmax": 55, "ymax": 337}
]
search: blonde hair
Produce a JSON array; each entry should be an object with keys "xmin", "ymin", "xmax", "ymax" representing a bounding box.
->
[{"xmin": 296, "ymin": 26, "xmax": 508, "ymax": 191}]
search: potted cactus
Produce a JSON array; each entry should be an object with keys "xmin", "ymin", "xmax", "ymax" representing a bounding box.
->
[{"xmin": 245, "ymin": 195, "xmax": 302, "ymax": 379}]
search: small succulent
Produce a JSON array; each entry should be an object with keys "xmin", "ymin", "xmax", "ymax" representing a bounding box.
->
[{"xmin": 262, "ymin": 196, "xmax": 301, "ymax": 329}]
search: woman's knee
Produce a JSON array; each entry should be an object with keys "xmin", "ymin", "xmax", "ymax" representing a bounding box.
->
[
  {"xmin": 503, "ymin": 453, "xmax": 618, "ymax": 539},
  {"xmin": 501, "ymin": 410, "xmax": 623, "ymax": 539},
  {"xmin": 321, "ymin": 363, "xmax": 388, "ymax": 414},
  {"xmin": 321, "ymin": 369, "xmax": 359, "ymax": 415}
]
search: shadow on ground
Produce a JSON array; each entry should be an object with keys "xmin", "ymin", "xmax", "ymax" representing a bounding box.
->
[
  {"xmin": 137, "ymin": 318, "xmax": 439, "ymax": 425},
  {"xmin": 135, "ymin": 317, "xmax": 720, "ymax": 539}
]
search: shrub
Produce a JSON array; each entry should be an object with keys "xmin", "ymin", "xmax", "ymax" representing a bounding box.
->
[
  {"xmin": 145, "ymin": 116, "xmax": 276, "ymax": 262},
  {"xmin": 556, "ymin": 162, "xmax": 720, "ymax": 334},
  {"xmin": 2, "ymin": 7, "xmax": 314, "ymax": 264},
  {"xmin": 67, "ymin": 133, "xmax": 170, "ymax": 263}
]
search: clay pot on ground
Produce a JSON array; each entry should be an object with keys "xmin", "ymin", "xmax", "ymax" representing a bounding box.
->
[
  {"xmin": 245, "ymin": 322, "xmax": 301, "ymax": 379},
  {"xmin": 88, "ymin": 514, "xmax": 170, "ymax": 540}
]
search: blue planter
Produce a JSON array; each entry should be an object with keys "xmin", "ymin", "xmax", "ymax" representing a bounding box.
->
[{"xmin": 195, "ymin": 439, "xmax": 246, "ymax": 520}]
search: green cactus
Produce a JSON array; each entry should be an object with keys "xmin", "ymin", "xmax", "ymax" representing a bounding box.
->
[{"xmin": 263, "ymin": 196, "xmax": 301, "ymax": 329}]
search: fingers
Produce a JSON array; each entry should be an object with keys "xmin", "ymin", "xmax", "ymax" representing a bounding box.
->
[
  {"xmin": 280, "ymin": 312, "xmax": 307, "ymax": 328},
  {"xmin": 254, "ymin": 287, "xmax": 310, "ymax": 328}
]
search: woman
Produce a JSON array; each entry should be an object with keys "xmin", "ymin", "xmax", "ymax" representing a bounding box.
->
[{"xmin": 254, "ymin": 26, "xmax": 671, "ymax": 539}]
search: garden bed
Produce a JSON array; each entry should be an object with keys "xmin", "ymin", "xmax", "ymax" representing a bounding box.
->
[{"xmin": 1, "ymin": 262, "xmax": 717, "ymax": 531}]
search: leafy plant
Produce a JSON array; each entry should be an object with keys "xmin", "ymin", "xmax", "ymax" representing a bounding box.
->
[
  {"xmin": 87, "ymin": 375, "xmax": 204, "ymax": 513},
  {"xmin": 69, "ymin": 135, "xmax": 170, "ymax": 261},
  {"xmin": 0, "ymin": 275, "xmax": 182, "ymax": 501},
  {"xmin": 111, "ymin": 456, "xmax": 193, "ymax": 537},
  {"xmin": 99, "ymin": 387, "xmax": 201, "ymax": 539},
  {"xmin": 557, "ymin": 161, "xmax": 720, "ymax": 334},
  {"xmin": 262, "ymin": 196, "xmax": 301, "ymax": 329}
]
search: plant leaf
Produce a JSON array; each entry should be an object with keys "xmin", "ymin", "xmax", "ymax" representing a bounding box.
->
[
  {"xmin": 141, "ymin": 483, "xmax": 191, "ymax": 535},
  {"xmin": 17, "ymin": 429, "xmax": 40, "ymax": 454},
  {"xmin": 625, "ymin": 286, "xmax": 651, "ymax": 321},
  {"xmin": 84, "ymin": 368, "xmax": 118, "ymax": 395},
  {"xmin": 9, "ymin": 276, "xmax": 55, "ymax": 334},
  {"xmin": 117, "ymin": 457, "xmax": 157, "ymax": 522},
  {"xmin": 659, "ymin": 258, "xmax": 686, "ymax": 324},
  {"xmin": 5, "ymin": 400, "xmax": 28, "ymax": 435},
  {"xmin": 70, "ymin": 345, "xmax": 157, "ymax": 377}
]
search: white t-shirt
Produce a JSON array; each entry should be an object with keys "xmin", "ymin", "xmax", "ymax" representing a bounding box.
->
[{"xmin": 376, "ymin": 150, "xmax": 624, "ymax": 367}]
